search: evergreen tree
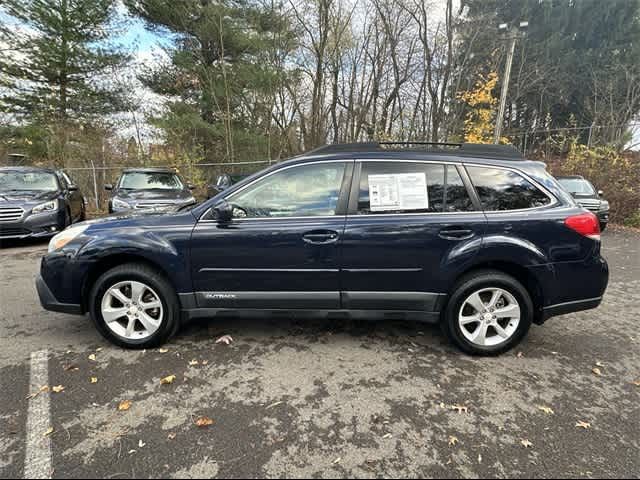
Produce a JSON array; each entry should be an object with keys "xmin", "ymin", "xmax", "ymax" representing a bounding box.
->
[
  {"xmin": 126, "ymin": 0, "xmax": 296, "ymax": 162},
  {"xmin": 0, "ymin": 0, "xmax": 130, "ymax": 123}
]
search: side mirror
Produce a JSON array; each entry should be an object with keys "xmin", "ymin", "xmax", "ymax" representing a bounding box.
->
[
  {"xmin": 598, "ymin": 190, "xmax": 604, "ymax": 197},
  {"xmin": 187, "ymin": 183, "xmax": 195, "ymax": 190},
  {"xmin": 68, "ymin": 185, "xmax": 78, "ymax": 192},
  {"xmin": 213, "ymin": 200, "xmax": 233, "ymax": 223},
  {"xmin": 104, "ymin": 184, "xmax": 113, "ymax": 191}
]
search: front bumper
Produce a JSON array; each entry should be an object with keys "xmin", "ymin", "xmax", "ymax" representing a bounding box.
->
[
  {"xmin": 36, "ymin": 274, "xmax": 83, "ymax": 315},
  {"xmin": 0, "ymin": 210, "xmax": 65, "ymax": 240}
]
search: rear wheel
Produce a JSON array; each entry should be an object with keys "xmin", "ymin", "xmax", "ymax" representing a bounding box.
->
[
  {"xmin": 89, "ymin": 263, "xmax": 180, "ymax": 349},
  {"xmin": 442, "ymin": 270, "xmax": 533, "ymax": 355}
]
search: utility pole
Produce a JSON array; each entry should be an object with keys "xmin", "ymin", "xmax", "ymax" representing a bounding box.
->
[{"xmin": 494, "ymin": 21, "xmax": 528, "ymax": 144}]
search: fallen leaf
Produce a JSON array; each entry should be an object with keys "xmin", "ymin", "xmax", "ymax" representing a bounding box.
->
[
  {"xmin": 201, "ymin": 360, "xmax": 209, "ymax": 366},
  {"xmin": 160, "ymin": 375, "xmax": 176, "ymax": 385},
  {"xmin": 138, "ymin": 440, "xmax": 146, "ymax": 448},
  {"xmin": 633, "ymin": 380, "xmax": 640, "ymax": 387},
  {"xmin": 188, "ymin": 360, "xmax": 199, "ymax": 366},
  {"xmin": 63, "ymin": 364, "xmax": 79, "ymax": 372},
  {"xmin": 51, "ymin": 385, "xmax": 65, "ymax": 393},
  {"xmin": 592, "ymin": 367, "xmax": 602, "ymax": 376},
  {"xmin": 333, "ymin": 457, "xmax": 341, "ymax": 464},
  {"xmin": 215, "ymin": 335, "xmax": 234, "ymax": 345},
  {"xmin": 167, "ymin": 433, "xmax": 176, "ymax": 440},
  {"xmin": 195, "ymin": 417, "xmax": 214, "ymax": 427},
  {"xmin": 90, "ymin": 377, "xmax": 98, "ymax": 384},
  {"xmin": 381, "ymin": 433, "xmax": 393, "ymax": 439},
  {"xmin": 521, "ymin": 439, "xmax": 533, "ymax": 448},
  {"xmin": 159, "ymin": 348, "xmax": 169, "ymax": 353},
  {"xmin": 517, "ymin": 351, "xmax": 524, "ymax": 358},
  {"xmin": 118, "ymin": 400, "xmax": 132, "ymax": 411},
  {"xmin": 575, "ymin": 421, "xmax": 591, "ymax": 429},
  {"xmin": 478, "ymin": 454, "xmax": 482, "ymax": 463},
  {"xmin": 88, "ymin": 354, "xmax": 96, "ymax": 361},
  {"xmin": 95, "ymin": 348, "xmax": 103, "ymax": 353},
  {"xmin": 448, "ymin": 436, "xmax": 458, "ymax": 446},
  {"xmin": 128, "ymin": 450, "xmax": 136, "ymax": 455},
  {"xmin": 26, "ymin": 385, "xmax": 50, "ymax": 400},
  {"xmin": 537, "ymin": 405, "xmax": 555, "ymax": 415},
  {"xmin": 451, "ymin": 404, "xmax": 468, "ymax": 414},
  {"xmin": 595, "ymin": 361, "xmax": 605, "ymax": 367},
  {"xmin": 43, "ymin": 427, "xmax": 54, "ymax": 437}
]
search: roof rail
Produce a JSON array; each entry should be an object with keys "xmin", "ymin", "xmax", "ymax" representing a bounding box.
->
[{"xmin": 308, "ymin": 141, "xmax": 524, "ymax": 159}]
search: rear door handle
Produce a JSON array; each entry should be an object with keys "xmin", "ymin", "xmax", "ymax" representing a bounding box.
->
[
  {"xmin": 302, "ymin": 230, "xmax": 339, "ymax": 244},
  {"xmin": 438, "ymin": 227, "xmax": 475, "ymax": 240}
]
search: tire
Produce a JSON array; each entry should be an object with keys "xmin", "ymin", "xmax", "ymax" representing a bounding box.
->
[
  {"xmin": 441, "ymin": 269, "xmax": 533, "ymax": 356},
  {"xmin": 88, "ymin": 263, "xmax": 181, "ymax": 349},
  {"xmin": 599, "ymin": 221, "xmax": 607, "ymax": 232},
  {"xmin": 79, "ymin": 205, "xmax": 86, "ymax": 222},
  {"xmin": 64, "ymin": 208, "xmax": 72, "ymax": 228}
]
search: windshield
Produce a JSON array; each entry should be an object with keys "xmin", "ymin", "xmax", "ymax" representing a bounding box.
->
[
  {"xmin": 119, "ymin": 172, "xmax": 183, "ymax": 190},
  {"xmin": 557, "ymin": 178, "xmax": 596, "ymax": 195},
  {"xmin": 0, "ymin": 171, "xmax": 59, "ymax": 191}
]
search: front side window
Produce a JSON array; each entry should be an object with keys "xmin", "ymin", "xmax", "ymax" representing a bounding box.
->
[
  {"xmin": 229, "ymin": 162, "xmax": 346, "ymax": 218},
  {"xmin": 356, "ymin": 162, "xmax": 475, "ymax": 214},
  {"xmin": 0, "ymin": 171, "xmax": 59, "ymax": 192},
  {"xmin": 467, "ymin": 166, "xmax": 552, "ymax": 211},
  {"xmin": 119, "ymin": 172, "xmax": 183, "ymax": 190}
]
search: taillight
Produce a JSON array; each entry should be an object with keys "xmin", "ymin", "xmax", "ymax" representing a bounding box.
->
[{"xmin": 564, "ymin": 212, "xmax": 601, "ymax": 240}]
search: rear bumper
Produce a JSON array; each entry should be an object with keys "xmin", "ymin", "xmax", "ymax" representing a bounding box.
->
[
  {"xmin": 36, "ymin": 274, "xmax": 83, "ymax": 315},
  {"xmin": 540, "ymin": 296, "xmax": 603, "ymax": 322}
]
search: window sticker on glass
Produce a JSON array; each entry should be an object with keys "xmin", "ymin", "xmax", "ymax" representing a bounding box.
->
[{"xmin": 368, "ymin": 172, "xmax": 429, "ymax": 211}]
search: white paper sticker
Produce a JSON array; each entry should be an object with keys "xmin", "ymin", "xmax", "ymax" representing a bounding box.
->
[{"xmin": 368, "ymin": 172, "xmax": 428, "ymax": 211}]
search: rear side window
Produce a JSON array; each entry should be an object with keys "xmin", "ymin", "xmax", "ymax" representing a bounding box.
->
[
  {"xmin": 356, "ymin": 162, "xmax": 475, "ymax": 214},
  {"xmin": 466, "ymin": 166, "xmax": 552, "ymax": 211}
]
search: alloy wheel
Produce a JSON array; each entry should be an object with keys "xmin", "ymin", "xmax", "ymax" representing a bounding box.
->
[
  {"xmin": 458, "ymin": 287, "xmax": 521, "ymax": 347},
  {"xmin": 100, "ymin": 281, "xmax": 163, "ymax": 340}
]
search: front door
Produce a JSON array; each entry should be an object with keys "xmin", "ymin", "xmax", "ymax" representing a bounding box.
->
[
  {"xmin": 190, "ymin": 161, "xmax": 353, "ymax": 310},
  {"xmin": 340, "ymin": 160, "xmax": 486, "ymax": 311}
]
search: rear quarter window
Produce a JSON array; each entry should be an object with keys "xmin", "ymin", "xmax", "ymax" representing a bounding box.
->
[{"xmin": 466, "ymin": 166, "xmax": 552, "ymax": 211}]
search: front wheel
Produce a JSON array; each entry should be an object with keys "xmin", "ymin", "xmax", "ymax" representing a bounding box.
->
[
  {"xmin": 89, "ymin": 263, "xmax": 180, "ymax": 349},
  {"xmin": 441, "ymin": 270, "xmax": 533, "ymax": 356}
]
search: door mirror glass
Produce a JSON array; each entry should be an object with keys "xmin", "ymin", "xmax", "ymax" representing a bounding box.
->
[
  {"xmin": 104, "ymin": 184, "xmax": 113, "ymax": 191},
  {"xmin": 598, "ymin": 190, "xmax": 604, "ymax": 197},
  {"xmin": 187, "ymin": 183, "xmax": 195, "ymax": 190},
  {"xmin": 68, "ymin": 185, "xmax": 78, "ymax": 192}
]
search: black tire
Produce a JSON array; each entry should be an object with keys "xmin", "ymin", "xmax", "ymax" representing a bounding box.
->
[
  {"xmin": 88, "ymin": 263, "xmax": 181, "ymax": 349},
  {"xmin": 599, "ymin": 221, "xmax": 607, "ymax": 232},
  {"xmin": 64, "ymin": 208, "xmax": 72, "ymax": 227},
  {"xmin": 441, "ymin": 269, "xmax": 533, "ymax": 356},
  {"xmin": 79, "ymin": 204, "xmax": 86, "ymax": 222}
]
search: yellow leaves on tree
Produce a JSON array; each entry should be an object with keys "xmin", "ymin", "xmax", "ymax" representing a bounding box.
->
[{"xmin": 458, "ymin": 72, "xmax": 506, "ymax": 144}]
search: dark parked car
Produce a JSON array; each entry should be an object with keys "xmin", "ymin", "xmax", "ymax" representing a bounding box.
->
[
  {"xmin": 37, "ymin": 142, "xmax": 608, "ymax": 355},
  {"xmin": 106, "ymin": 168, "xmax": 196, "ymax": 213},
  {"xmin": 206, "ymin": 173, "xmax": 249, "ymax": 199},
  {"xmin": 0, "ymin": 166, "xmax": 85, "ymax": 240},
  {"xmin": 556, "ymin": 175, "xmax": 609, "ymax": 230}
]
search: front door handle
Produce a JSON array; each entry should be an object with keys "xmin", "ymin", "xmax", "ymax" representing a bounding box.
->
[
  {"xmin": 302, "ymin": 230, "xmax": 339, "ymax": 244},
  {"xmin": 439, "ymin": 227, "xmax": 475, "ymax": 240}
]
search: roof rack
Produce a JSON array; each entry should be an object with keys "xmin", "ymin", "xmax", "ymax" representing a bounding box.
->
[{"xmin": 308, "ymin": 141, "xmax": 524, "ymax": 159}]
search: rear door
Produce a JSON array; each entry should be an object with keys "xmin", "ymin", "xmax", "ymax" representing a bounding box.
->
[{"xmin": 340, "ymin": 160, "xmax": 486, "ymax": 311}]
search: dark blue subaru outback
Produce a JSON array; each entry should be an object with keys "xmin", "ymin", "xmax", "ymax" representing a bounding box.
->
[{"xmin": 36, "ymin": 143, "xmax": 608, "ymax": 355}]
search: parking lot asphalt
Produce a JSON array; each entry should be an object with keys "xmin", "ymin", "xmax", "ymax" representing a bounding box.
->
[{"xmin": 0, "ymin": 228, "xmax": 639, "ymax": 479}]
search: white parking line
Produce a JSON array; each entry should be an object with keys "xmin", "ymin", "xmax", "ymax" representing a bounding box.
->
[{"xmin": 24, "ymin": 350, "xmax": 52, "ymax": 479}]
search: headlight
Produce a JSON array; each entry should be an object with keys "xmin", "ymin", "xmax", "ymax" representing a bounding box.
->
[
  {"xmin": 32, "ymin": 199, "xmax": 59, "ymax": 214},
  {"xmin": 599, "ymin": 200, "xmax": 610, "ymax": 211},
  {"xmin": 112, "ymin": 198, "xmax": 131, "ymax": 210},
  {"xmin": 48, "ymin": 224, "xmax": 89, "ymax": 253}
]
